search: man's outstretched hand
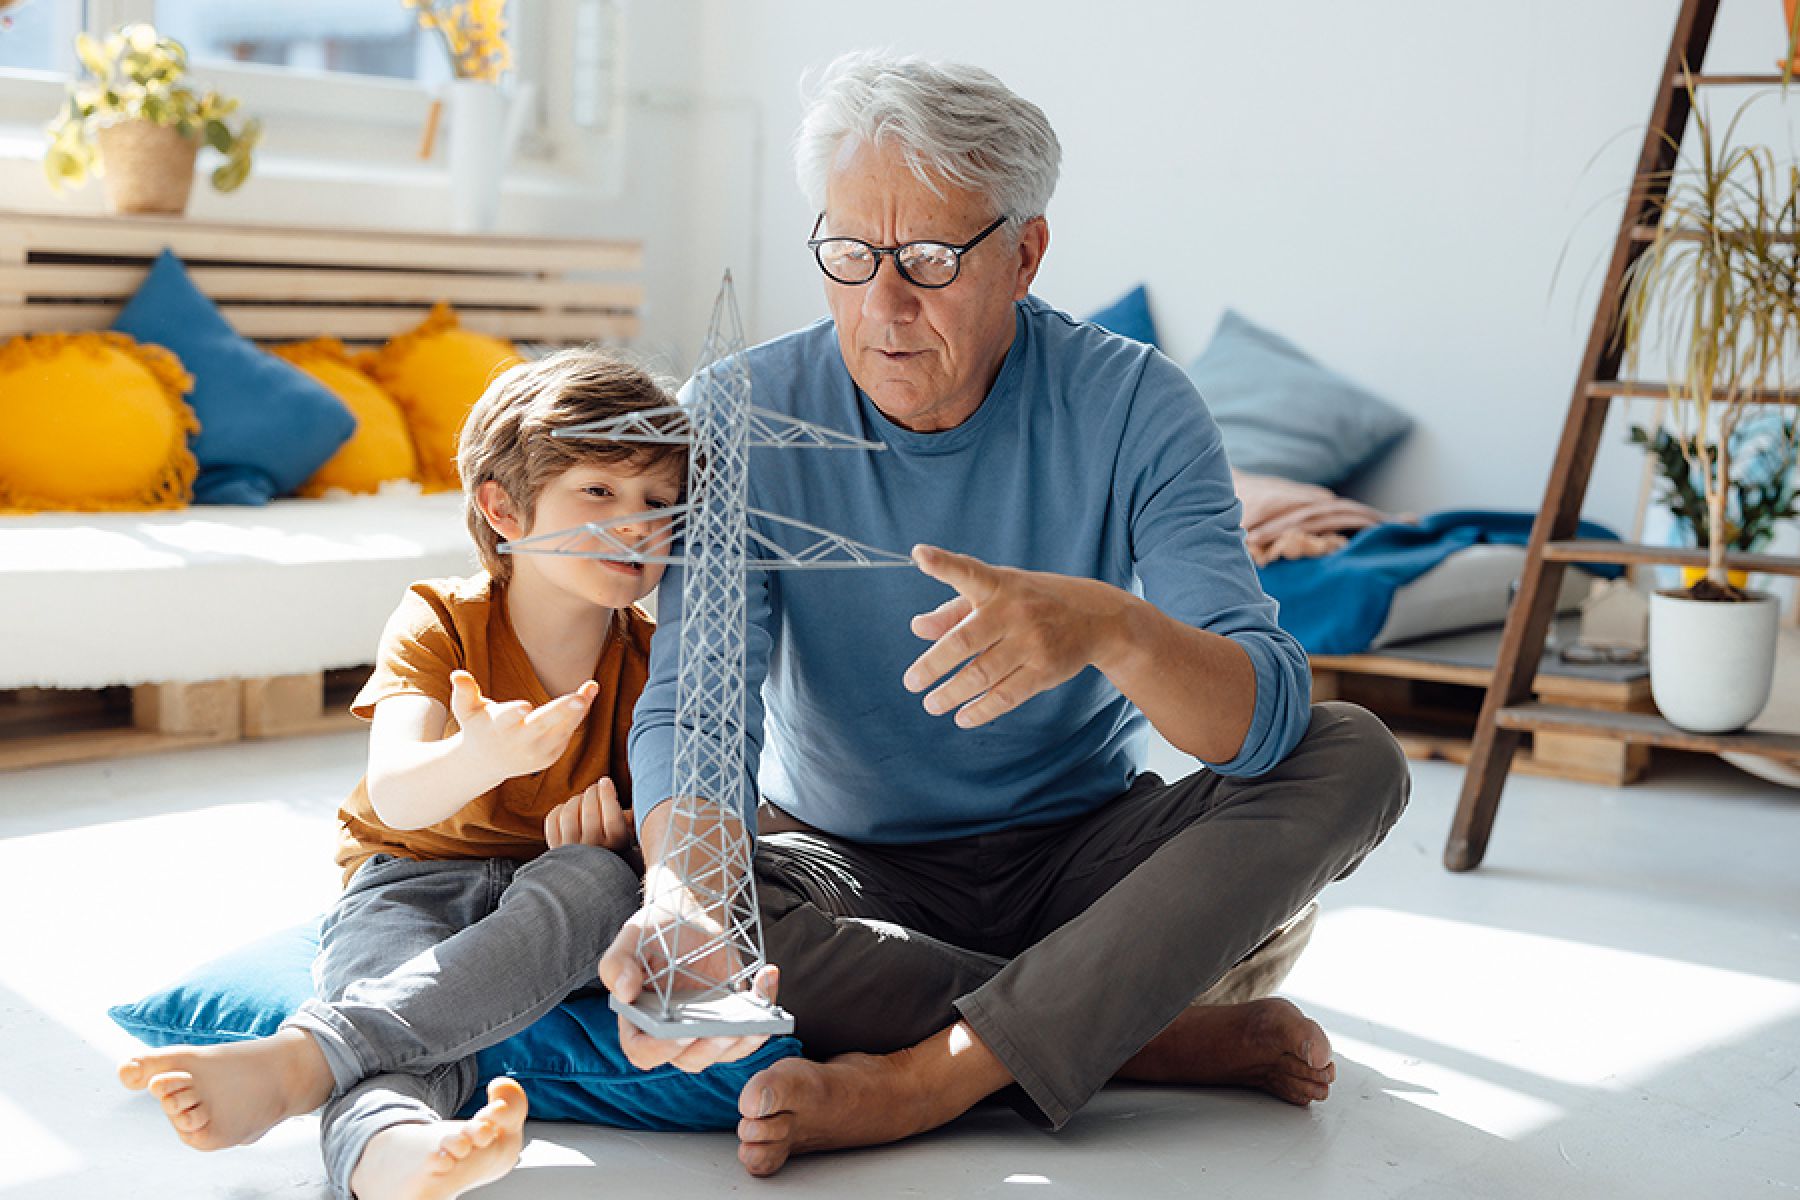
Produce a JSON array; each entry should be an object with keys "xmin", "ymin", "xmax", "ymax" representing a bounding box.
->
[
  {"xmin": 903, "ymin": 544, "xmax": 1130, "ymax": 728},
  {"xmin": 599, "ymin": 902, "xmax": 781, "ymax": 1074}
]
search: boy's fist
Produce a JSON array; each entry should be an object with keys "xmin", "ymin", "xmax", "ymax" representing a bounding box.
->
[
  {"xmin": 449, "ymin": 670, "xmax": 599, "ymax": 779},
  {"xmin": 545, "ymin": 776, "xmax": 634, "ymax": 851}
]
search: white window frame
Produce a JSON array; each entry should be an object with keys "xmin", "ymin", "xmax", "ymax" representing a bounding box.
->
[{"xmin": 0, "ymin": 0, "xmax": 619, "ymax": 180}]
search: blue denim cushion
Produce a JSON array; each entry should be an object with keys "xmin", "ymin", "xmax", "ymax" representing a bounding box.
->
[
  {"xmin": 108, "ymin": 918, "xmax": 802, "ymax": 1129},
  {"xmin": 1085, "ymin": 283, "xmax": 1160, "ymax": 347},
  {"xmin": 112, "ymin": 249, "xmax": 356, "ymax": 505},
  {"xmin": 1185, "ymin": 309, "xmax": 1413, "ymax": 487}
]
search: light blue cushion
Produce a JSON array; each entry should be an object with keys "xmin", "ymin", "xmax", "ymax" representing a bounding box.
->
[
  {"xmin": 112, "ymin": 249, "xmax": 356, "ymax": 505},
  {"xmin": 1085, "ymin": 283, "xmax": 1160, "ymax": 347},
  {"xmin": 1186, "ymin": 309, "xmax": 1412, "ymax": 487},
  {"xmin": 109, "ymin": 919, "xmax": 802, "ymax": 1129}
]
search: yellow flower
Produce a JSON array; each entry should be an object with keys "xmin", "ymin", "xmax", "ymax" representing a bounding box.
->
[{"xmin": 403, "ymin": 0, "xmax": 511, "ymax": 82}]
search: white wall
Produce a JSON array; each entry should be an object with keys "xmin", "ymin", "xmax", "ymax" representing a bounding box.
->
[
  {"xmin": 5, "ymin": 0, "xmax": 1793, "ymax": 535},
  {"xmin": 676, "ymin": 0, "xmax": 1800, "ymax": 533}
]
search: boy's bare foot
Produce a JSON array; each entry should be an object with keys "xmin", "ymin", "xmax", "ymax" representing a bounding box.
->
[
  {"xmin": 1118, "ymin": 996, "xmax": 1336, "ymax": 1105},
  {"xmin": 348, "ymin": 1077, "xmax": 530, "ymax": 1200},
  {"xmin": 733, "ymin": 997, "xmax": 1335, "ymax": 1176},
  {"xmin": 118, "ymin": 1027, "xmax": 335, "ymax": 1151}
]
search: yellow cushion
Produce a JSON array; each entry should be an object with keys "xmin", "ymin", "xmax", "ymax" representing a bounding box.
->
[
  {"xmin": 272, "ymin": 339, "xmax": 421, "ymax": 497},
  {"xmin": 0, "ymin": 332, "xmax": 198, "ymax": 512},
  {"xmin": 358, "ymin": 303, "xmax": 521, "ymax": 491}
]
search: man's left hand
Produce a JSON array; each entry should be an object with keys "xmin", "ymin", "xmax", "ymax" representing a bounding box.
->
[
  {"xmin": 903, "ymin": 544, "xmax": 1131, "ymax": 728},
  {"xmin": 600, "ymin": 901, "xmax": 781, "ymax": 1073}
]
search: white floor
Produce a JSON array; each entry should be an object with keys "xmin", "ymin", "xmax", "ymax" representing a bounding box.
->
[{"xmin": 2, "ymin": 731, "xmax": 1797, "ymax": 1199}]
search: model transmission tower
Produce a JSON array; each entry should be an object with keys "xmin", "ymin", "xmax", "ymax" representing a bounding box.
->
[{"xmin": 503, "ymin": 272, "xmax": 910, "ymax": 1035}]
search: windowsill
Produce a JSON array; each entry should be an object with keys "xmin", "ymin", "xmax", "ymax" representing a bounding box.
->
[
  {"xmin": 0, "ymin": 125, "xmax": 588, "ymax": 195},
  {"xmin": 0, "ymin": 122, "xmax": 622, "ymax": 237}
]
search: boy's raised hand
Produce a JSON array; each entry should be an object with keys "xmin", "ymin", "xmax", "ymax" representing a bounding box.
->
[
  {"xmin": 545, "ymin": 777, "xmax": 634, "ymax": 851},
  {"xmin": 449, "ymin": 670, "xmax": 599, "ymax": 780}
]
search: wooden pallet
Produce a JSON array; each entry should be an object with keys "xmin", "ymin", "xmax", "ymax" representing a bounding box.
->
[
  {"xmin": 0, "ymin": 668, "xmax": 365, "ymax": 773},
  {"xmin": 0, "ymin": 209, "xmax": 643, "ymax": 347},
  {"xmin": 1312, "ymin": 620, "xmax": 1656, "ymax": 786}
]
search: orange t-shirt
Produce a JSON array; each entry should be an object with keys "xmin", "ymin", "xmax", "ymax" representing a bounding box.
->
[{"xmin": 333, "ymin": 573, "xmax": 653, "ymax": 884}]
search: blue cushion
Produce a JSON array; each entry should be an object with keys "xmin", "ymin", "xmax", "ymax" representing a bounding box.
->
[
  {"xmin": 112, "ymin": 250, "xmax": 356, "ymax": 505},
  {"xmin": 1085, "ymin": 283, "xmax": 1160, "ymax": 347},
  {"xmin": 109, "ymin": 919, "xmax": 802, "ymax": 1130},
  {"xmin": 1185, "ymin": 309, "xmax": 1413, "ymax": 487}
]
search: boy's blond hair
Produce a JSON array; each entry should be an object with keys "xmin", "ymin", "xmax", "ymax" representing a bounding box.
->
[{"xmin": 457, "ymin": 346, "xmax": 685, "ymax": 581}]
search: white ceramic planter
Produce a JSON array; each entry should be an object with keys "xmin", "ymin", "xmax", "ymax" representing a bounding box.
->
[
  {"xmin": 1649, "ymin": 588, "xmax": 1780, "ymax": 733},
  {"xmin": 445, "ymin": 80, "xmax": 535, "ymax": 233}
]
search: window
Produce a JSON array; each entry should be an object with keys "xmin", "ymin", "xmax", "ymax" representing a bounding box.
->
[
  {"xmin": 0, "ymin": 1, "xmax": 619, "ymax": 174},
  {"xmin": 0, "ymin": 0, "xmax": 84, "ymax": 75},
  {"xmin": 151, "ymin": 1, "xmax": 452, "ymax": 88}
]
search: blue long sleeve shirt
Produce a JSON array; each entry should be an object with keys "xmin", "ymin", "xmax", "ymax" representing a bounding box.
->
[{"xmin": 628, "ymin": 296, "xmax": 1311, "ymax": 844}]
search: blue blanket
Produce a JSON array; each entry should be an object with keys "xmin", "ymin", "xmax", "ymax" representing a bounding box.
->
[{"xmin": 1256, "ymin": 509, "xmax": 1623, "ymax": 656}]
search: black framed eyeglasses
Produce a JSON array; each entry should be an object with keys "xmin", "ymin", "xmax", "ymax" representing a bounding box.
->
[{"xmin": 807, "ymin": 213, "xmax": 1010, "ymax": 289}]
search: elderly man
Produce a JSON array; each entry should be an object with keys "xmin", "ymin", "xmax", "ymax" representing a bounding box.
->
[{"xmin": 602, "ymin": 51, "xmax": 1409, "ymax": 1175}]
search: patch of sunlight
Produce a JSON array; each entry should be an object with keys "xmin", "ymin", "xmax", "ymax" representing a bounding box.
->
[
  {"xmin": 1, "ymin": 526, "xmax": 186, "ymax": 570},
  {"xmin": 0, "ymin": 801, "xmax": 338, "ymax": 1065},
  {"xmin": 1287, "ymin": 907, "xmax": 1800, "ymax": 1090},
  {"xmin": 517, "ymin": 1139, "xmax": 597, "ymax": 1168},
  {"xmin": 144, "ymin": 520, "xmax": 431, "ymax": 564},
  {"xmin": 1004, "ymin": 1174, "xmax": 1053, "ymax": 1185},
  {"xmin": 0, "ymin": 1088, "xmax": 82, "ymax": 1191},
  {"xmin": 1331, "ymin": 1030, "xmax": 1564, "ymax": 1140}
]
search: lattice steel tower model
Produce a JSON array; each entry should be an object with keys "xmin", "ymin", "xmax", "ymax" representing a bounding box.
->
[{"xmin": 504, "ymin": 273, "xmax": 910, "ymax": 1035}]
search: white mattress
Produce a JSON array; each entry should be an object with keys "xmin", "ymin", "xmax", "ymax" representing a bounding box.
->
[
  {"xmin": 1371, "ymin": 542, "xmax": 1593, "ymax": 651},
  {"xmin": 0, "ymin": 492, "xmax": 475, "ymax": 689}
]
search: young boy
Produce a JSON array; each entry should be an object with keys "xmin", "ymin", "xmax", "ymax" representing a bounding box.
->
[{"xmin": 120, "ymin": 348, "xmax": 687, "ymax": 1200}]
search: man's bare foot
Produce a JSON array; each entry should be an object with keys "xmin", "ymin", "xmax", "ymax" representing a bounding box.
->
[
  {"xmin": 348, "ymin": 1077, "xmax": 530, "ymax": 1200},
  {"xmin": 118, "ymin": 1027, "xmax": 335, "ymax": 1151},
  {"xmin": 1118, "ymin": 996, "xmax": 1336, "ymax": 1105},
  {"xmin": 734, "ymin": 1000, "xmax": 1331, "ymax": 1176},
  {"xmin": 736, "ymin": 1026, "xmax": 1011, "ymax": 1178}
]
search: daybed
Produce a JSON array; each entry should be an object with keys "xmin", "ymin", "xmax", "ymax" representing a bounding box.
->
[{"xmin": 0, "ymin": 209, "xmax": 642, "ymax": 768}]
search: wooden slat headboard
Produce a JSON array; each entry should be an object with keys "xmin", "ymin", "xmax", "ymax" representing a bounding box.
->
[{"xmin": 0, "ymin": 209, "xmax": 643, "ymax": 348}]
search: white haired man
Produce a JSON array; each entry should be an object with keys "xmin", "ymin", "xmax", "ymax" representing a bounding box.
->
[{"xmin": 602, "ymin": 51, "xmax": 1409, "ymax": 1175}]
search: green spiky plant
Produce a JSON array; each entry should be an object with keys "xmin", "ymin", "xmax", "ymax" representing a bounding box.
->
[
  {"xmin": 43, "ymin": 23, "xmax": 260, "ymax": 195},
  {"xmin": 1616, "ymin": 81, "xmax": 1800, "ymax": 601},
  {"xmin": 1629, "ymin": 419, "xmax": 1799, "ymax": 553}
]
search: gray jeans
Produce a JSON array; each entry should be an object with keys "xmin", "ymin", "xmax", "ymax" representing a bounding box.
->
[
  {"xmin": 755, "ymin": 701, "xmax": 1409, "ymax": 1128},
  {"xmin": 282, "ymin": 843, "xmax": 638, "ymax": 1199}
]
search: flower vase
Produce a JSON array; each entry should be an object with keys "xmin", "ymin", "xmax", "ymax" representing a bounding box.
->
[{"xmin": 445, "ymin": 79, "xmax": 533, "ymax": 233}]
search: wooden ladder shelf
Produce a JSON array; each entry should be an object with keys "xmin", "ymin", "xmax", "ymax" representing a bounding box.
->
[{"xmin": 1446, "ymin": 0, "xmax": 1800, "ymax": 871}]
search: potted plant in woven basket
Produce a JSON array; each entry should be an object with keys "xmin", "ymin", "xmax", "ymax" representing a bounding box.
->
[
  {"xmin": 42, "ymin": 23, "xmax": 260, "ymax": 215},
  {"xmin": 1618, "ymin": 90, "xmax": 1800, "ymax": 733}
]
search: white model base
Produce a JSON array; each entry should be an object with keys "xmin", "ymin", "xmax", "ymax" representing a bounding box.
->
[{"xmin": 610, "ymin": 990, "xmax": 795, "ymax": 1038}]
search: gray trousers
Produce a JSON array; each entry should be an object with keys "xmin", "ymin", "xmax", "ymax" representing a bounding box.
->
[
  {"xmin": 282, "ymin": 843, "xmax": 638, "ymax": 1199},
  {"xmin": 754, "ymin": 701, "xmax": 1409, "ymax": 1129}
]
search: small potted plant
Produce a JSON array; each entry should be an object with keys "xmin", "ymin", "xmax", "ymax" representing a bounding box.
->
[
  {"xmin": 1618, "ymin": 90, "xmax": 1800, "ymax": 733},
  {"xmin": 43, "ymin": 23, "xmax": 260, "ymax": 215}
]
